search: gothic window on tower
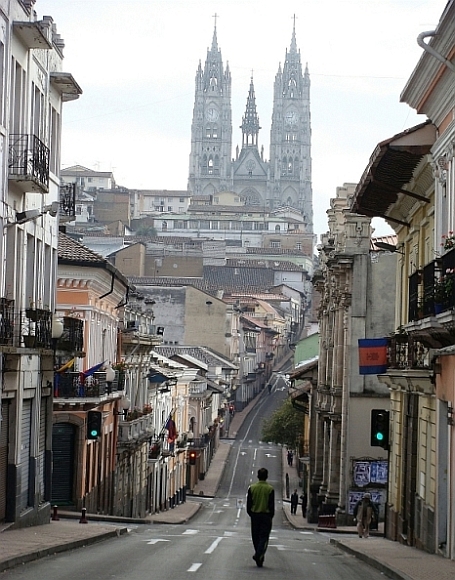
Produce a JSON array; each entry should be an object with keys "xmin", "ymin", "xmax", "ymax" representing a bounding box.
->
[
  {"xmin": 208, "ymin": 156, "xmax": 214, "ymax": 175},
  {"xmin": 288, "ymin": 159, "xmax": 293, "ymax": 174},
  {"xmin": 214, "ymin": 155, "xmax": 220, "ymax": 176},
  {"xmin": 202, "ymin": 155, "xmax": 208, "ymax": 175},
  {"xmin": 282, "ymin": 157, "xmax": 287, "ymax": 176}
]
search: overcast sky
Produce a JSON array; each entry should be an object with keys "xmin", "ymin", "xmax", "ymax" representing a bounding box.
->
[{"xmin": 38, "ymin": 0, "xmax": 447, "ymax": 239}]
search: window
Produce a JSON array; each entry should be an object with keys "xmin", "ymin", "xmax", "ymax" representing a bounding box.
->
[
  {"xmin": 295, "ymin": 242, "xmax": 302, "ymax": 250},
  {"xmin": 88, "ymin": 177, "xmax": 93, "ymax": 182},
  {"xmin": 275, "ymin": 225, "xmax": 281, "ymax": 232},
  {"xmin": 179, "ymin": 197, "xmax": 185, "ymax": 203},
  {"xmin": 270, "ymin": 240, "xmax": 281, "ymax": 248},
  {"xmin": 168, "ymin": 206, "xmax": 172, "ymax": 212}
]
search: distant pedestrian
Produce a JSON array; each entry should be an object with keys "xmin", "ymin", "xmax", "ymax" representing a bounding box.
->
[
  {"xmin": 353, "ymin": 492, "xmax": 378, "ymax": 538},
  {"xmin": 290, "ymin": 489, "xmax": 299, "ymax": 515},
  {"xmin": 287, "ymin": 450, "xmax": 293, "ymax": 466},
  {"xmin": 247, "ymin": 468, "xmax": 275, "ymax": 567},
  {"xmin": 300, "ymin": 492, "xmax": 307, "ymax": 518},
  {"xmin": 285, "ymin": 472, "xmax": 290, "ymax": 498}
]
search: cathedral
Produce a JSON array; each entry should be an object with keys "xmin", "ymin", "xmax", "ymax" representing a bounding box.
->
[{"xmin": 188, "ymin": 20, "xmax": 313, "ymax": 232}]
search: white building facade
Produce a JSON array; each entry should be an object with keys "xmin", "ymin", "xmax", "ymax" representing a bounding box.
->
[{"xmin": 0, "ymin": 0, "xmax": 81, "ymax": 527}]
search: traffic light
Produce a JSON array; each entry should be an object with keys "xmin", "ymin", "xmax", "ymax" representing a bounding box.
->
[
  {"xmin": 87, "ymin": 410, "xmax": 102, "ymax": 440},
  {"xmin": 188, "ymin": 449, "xmax": 197, "ymax": 465},
  {"xmin": 370, "ymin": 409, "xmax": 390, "ymax": 449}
]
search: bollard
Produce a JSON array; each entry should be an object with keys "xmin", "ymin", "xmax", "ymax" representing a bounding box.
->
[
  {"xmin": 52, "ymin": 505, "xmax": 59, "ymax": 521},
  {"xmin": 79, "ymin": 507, "xmax": 88, "ymax": 524}
]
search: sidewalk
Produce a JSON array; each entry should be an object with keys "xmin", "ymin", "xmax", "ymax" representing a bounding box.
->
[{"xmin": 2, "ymin": 390, "xmax": 455, "ymax": 580}]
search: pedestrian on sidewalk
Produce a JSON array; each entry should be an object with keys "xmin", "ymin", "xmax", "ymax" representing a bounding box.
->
[
  {"xmin": 285, "ymin": 472, "xmax": 290, "ymax": 498},
  {"xmin": 353, "ymin": 492, "xmax": 378, "ymax": 538},
  {"xmin": 287, "ymin": 450, "xmax": 293, "ymax": 466},
  {"xmin": 290, "ymin": 489, "xmax": 299, "ymax": 515},
  {"xmin": 247, "ymin": 467, "xmax": 275, "ymax": 568}
]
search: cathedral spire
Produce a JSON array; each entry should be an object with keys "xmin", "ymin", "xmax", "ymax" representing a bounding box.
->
[
  {"xmin": 211, "ymin": 14, "xmax": 219, "ymax": 52},
  {"xmin": 241, "ymin": 74, "xmax": 261, "ymax": 148},
  {"xmin": 290, "ymin": 14, "xmax": 298, "ymax": 54}
]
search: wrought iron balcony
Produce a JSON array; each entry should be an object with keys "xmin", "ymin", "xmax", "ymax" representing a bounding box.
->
[
  {"xmin": 59, "ymin": 182, "xmax": 76, "ymax": 222},
  {"xmin": 8, "ymin": 134, "xmax": 49, "ymax": 192},
  {"xmin": 387, "ymin": 334, "xmax": 431, "ymax": 370},
  {"xmin": 55, "ymin": 316, "xmax": 84, "ymax": 353},
  {"xmin": 408, "ymin": 248, "xmax": 455, "ymax": 321},
  {"xmin": 0, "ymin": 298, "xmax": 15, "ymax": 346},
  {"xmin": 54, "ymin": 371, "xmax": 122, "ymax": 399}
]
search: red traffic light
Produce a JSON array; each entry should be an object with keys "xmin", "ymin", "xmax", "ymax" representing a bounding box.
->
[{"xmin": 189, "ymin": 450, "xmax": 197, "ymax": 465}]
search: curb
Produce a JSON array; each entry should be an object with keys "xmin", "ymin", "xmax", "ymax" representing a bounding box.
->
[
  {"xmin": 0, "ymin": 528, "xmax": 129, "ymax": 573},
  {"xmin": 330, "ymin": 539, "xmax": 414, "ymax": 580}
]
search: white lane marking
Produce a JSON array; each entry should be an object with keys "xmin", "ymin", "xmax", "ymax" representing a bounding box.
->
[
  {"xmin": 264, "ymin": 453, "xmax": 276, "ymax": 457},
  {"xmin": 224, "ymin": 531, "xmax": 236, "ymax": 536},
  {"xmin": 205, "ymin": 537, "xmax": 223, "ymax": 554},
  {"xmin": 188, "ymin": 563, "xmax": 202, "ymax": 572},
  {"xmin": 240, "ymin": 451, "xmax": 247, "ymax": 455},
  {"xmin": 143, "ymin": 539, "xmax": 170, "ymax": 544},
  {"xmin": 270, "ymin": 544, "xmax": 287, "ymax": 550},
  {"xmin": 300, "ymin": 531, "xmax": 314, "ymax": 535},
  {"xmin": 183, "ymin": 529, "xmax": 198, "ymax": 535}
]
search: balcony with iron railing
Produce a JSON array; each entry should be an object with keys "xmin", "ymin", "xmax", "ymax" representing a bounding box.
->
[
  {"xmin": 59, "ymin": 182, "xmax": 76, "ymax": 222},
  {"xmin": 406, "ymin": 247, "xmax": 455, "ymax": 347},
  {"xmin": 54, "ymin": 316, "xmax": 84, "ymax": 354},
  {"xmin": 0, "ymin": 302, "xmax": 54, "ymax": 350},
  {"xmin": 8, "ymin": 134, "xmax": 49, "ymax": 192},
  {"xmin": 54, "ymin": 371, "xmax": 124, "ymax": 399}
]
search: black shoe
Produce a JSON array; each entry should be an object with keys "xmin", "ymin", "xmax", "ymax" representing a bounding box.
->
[{"xmin": 253, "ymin": 554, "xmax": 263, "ymax": 567}]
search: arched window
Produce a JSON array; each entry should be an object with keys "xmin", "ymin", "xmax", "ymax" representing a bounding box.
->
[
  {"xmin": 208, "ymin": 156, "xmax": 214, "ymax": 175},
  {"xmin": 288, "ymin": 158, "xmax": 293, "ymax": 174},
  {"xmin": 275, "ymin": 225, "xmax": 280, "ymax": 232},
  {"xmin": 282, "ymin": 156, "xmax": 287, "ymax": 176},
  {"xmin": 202, "ymin": 154, "xmax": 208, "ymax": 175}
]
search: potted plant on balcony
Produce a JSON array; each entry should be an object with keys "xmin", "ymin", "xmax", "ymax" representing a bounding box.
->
[
  {"xmin": 434, "ymin": 269, "xmax": 454, "ymax": 311},
  {"xmin": 441, "ymin": 232, "xmax": 455, "ymax": 252}
]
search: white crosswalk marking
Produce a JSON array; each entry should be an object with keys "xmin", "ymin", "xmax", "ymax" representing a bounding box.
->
[
  {"xmin": 143, "ymin": 539, "xmax": 170, "ymax": 544},
  {"xmin": 183, "ymin": 529, "xmax": 198, "ymax": 535},
  {"xmin": 205, "ymin": 537, "xmax": 223, "ymax": 553},
  {"xmin": 188, "ymin": 563, "xmax": 202, "ymax": 572}
]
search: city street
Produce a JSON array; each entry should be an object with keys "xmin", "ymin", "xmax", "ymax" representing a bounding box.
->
[{"xmin": 2, "ymin": 389, "xmax": 386, "ymax": 580}]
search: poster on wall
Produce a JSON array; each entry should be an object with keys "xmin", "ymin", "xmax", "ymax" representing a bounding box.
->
[{"xmin": 353, "ymin": 460, "xmax": 388, "ymax": 487}]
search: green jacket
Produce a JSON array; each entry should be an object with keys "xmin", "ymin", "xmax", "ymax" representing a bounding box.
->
[{"xmin": 247, "ymin": 480, "xmax": 275, "ymax": 518}]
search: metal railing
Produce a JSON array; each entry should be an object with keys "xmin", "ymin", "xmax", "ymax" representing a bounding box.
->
[
  {"xmin": 54, "ymin": 371, "xmax": 122, "ymax": 398},
  {"xmin": 388, "ymin": 335, "xmax": 431, "ymax": 370},
  {"xmin": 408, "ymin": 248, "xmax": 455, "ymax": 321},
  {"xmin": 8, "ymin": 134, "xmax": 49, "ymax": 190}
]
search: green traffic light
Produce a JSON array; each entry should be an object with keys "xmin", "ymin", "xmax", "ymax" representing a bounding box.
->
[
  {"xmin": 90, "ymin": 430, "xmax": 99, "ymax": 437},
  {"xmin": 376, "ymin": 432, "xmax": 384, "ymax": 441}
]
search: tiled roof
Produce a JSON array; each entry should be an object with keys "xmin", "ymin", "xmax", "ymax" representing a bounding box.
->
[
  {"xmin": 58, "ymin": 232, "xmax": 106, "ymax": 264},
  {"xmin": 226, "ymin": 258, "xmax": 303, "ymax": 271}
]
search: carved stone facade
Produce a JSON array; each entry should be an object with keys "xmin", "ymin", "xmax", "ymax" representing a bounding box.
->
[{"xmin": 312, "ymin": 184, "xmax": 395, "ymax": 524}]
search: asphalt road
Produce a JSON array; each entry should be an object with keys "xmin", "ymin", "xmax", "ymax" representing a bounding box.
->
[{"xmin": 2, "ymin": 389, "xmax": 387, "ymax": 580}]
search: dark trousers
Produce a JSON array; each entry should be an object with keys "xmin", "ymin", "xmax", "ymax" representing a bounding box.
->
[{"xmin": 250, "ymin": 513, "xmax": 273, "ymax": 559}]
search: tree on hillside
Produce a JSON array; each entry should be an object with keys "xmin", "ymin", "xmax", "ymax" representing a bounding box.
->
[{"xmin": 261, "ymin": 397, "xmax": 303, "ymax": 449}]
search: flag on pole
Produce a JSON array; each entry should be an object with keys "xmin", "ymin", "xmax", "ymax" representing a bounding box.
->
[
  {"xmin": 358, "ymin": 339, "xmax": 388, "ymax": 374},
  {"xmin": 166, "ymin": 418, "xmax": 177, "ymax": 443},
  {"xmin": 56, "ymin": 358, "xmax": 75, "ymax": 373},
  {"xmin": 79, "ymin": 361, "xmax": 105, "ymax": 385}
]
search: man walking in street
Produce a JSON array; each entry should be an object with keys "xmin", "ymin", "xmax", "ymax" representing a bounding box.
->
[
  {"xmin": 290, "ymin": 488, "xmax": 299, "ymax": 515},
  {"xmin": 353, "ymin": 492, "xmax": 378, "ymax": 538},
  {"xmin": 247, "ymin": 468, "xmax": 275, "ymax": 567}
]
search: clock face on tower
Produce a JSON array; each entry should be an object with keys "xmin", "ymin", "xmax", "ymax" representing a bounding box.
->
[
  {"xmin": 285, "ymin": 111, "xmax": 298, "ymax": 125},
  {"xmin": 205, "ymin": 107, "xmax": 219, "ymax": 122}
]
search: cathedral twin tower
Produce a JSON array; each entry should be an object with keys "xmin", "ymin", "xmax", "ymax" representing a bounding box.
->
[{"xmin": 188, "ymin": 21, "xmax": 313, "ymax": 233}]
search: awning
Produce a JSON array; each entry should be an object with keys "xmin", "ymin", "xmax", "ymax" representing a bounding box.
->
[{"xmin": 350, "ymin": 121, "xmax": 436, "ymax": 227}]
